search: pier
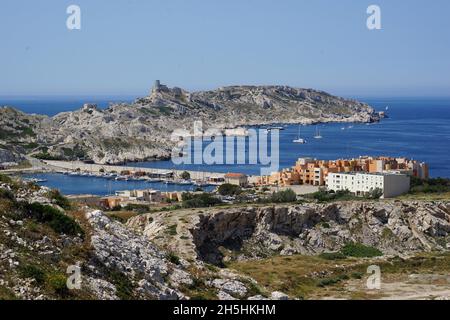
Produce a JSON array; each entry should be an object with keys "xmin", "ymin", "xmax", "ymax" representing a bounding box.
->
[{"xmin": 42, "ymin": 160, "xmax": 254, "ymax": 182}]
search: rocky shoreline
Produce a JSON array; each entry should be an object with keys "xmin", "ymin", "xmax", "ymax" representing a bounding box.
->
[{"xmin": 0, "ymin": 83, "xmax": 382, "ymax": 165}]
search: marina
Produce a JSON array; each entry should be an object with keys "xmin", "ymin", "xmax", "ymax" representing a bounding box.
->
[{"xmin": 21, "ymin": 172, "xmax": 215, "ymax": 196}]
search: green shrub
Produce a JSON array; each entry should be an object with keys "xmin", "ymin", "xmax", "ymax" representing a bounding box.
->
[
  {"xmin": 340, "ymin": 242, "xmax": 382, "ymax": 258},
  {"xmin": 20, "ymin": 264, "xmax": 46, "ymax": 285},
  {"xmin": 108, "ymin": 270, "xmax": 135, "ymax": 300},
  {"xmin": 182, "ymin": 192, "xmax": 222, "ymax": 208},
  {"xmin": 217, "ymin": 183, "xmax": 242, "ymax": 196},
  {"xmin": 34, "ymin": 153, "xmax": 64, "ymax": 161},
  {"xmin": 320, "ymin": 222, "xmax": 331, "ymax": 229},
  {"xmin": 317, "ymin": 274, "xmax": 349, "ymax": 287},
  {"xmin": 122, "ymin": 203, "xmax": 150, "ymax": 213},
  {"xmin": 269, "ymin": 189, "xmax": 297, "ymax": 203},
  {"xmin": 47, "ymin": 189, "xmax": 71, "ymax": 210},
  {"xmin": 310, "ymin": 189, "xmax": 354, "ymax": 202},
  {"xmin": 365, "ymin": 188, "xmax": 383, "ymax": 199},
  {"xmin": 166, "ymin": 224, "xmax": 177, "ymax": 235},
  {"xmin": 180, "ymin": 171, "xmax": 191, "ymax": 180},
  {"xmin": 25, "ymin": 202, "xmax": 84, "ymax": 237},
  {"xmin": 0, "ymin": 174, "xmax": 13, "ymax": 184},
  {"xmin": 0, "ymin": 188, "xmax": 15, "ymax": 201},
  {"xmin": 0, "ymin": 285, "xmax": 17, "ymax": 300},
  {"xmin": 48, "ymin": 273, "xmax": 70, "ymax": 297},
  {"xmin": 157, "ymin": 106, "xmax": 172, "ymax": 115},
  {"xmin": 166, "ymin": 252, "xmax": 180, "ymax": 265},
  {"xmin": 410, "ymin": 176, "xmax": 450, "ymax": 194},
  {"xmin": 351, "ymin": 272, "xmax": 363, "ymax": 279}
]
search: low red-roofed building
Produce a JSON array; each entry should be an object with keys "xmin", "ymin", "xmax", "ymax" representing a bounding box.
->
[{"xmin": 224, "ymin": 173, "xmax": 248, "ymax": 186}]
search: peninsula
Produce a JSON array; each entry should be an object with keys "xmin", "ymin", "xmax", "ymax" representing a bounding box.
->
[{"xmin": 0, "ymin": 82, "xmax": 382, "ymax": 165}]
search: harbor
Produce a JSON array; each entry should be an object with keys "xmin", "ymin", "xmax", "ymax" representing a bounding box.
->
[
  {"xmin": 40, "ymin": 160, "xmax": 248, "ymax": 184},
  {"xmin": 20, "ymin": 172, "xmax": 216, "ymax": 197},
  {"xmin": 16, "ymin": 159, "xmax": 250, "ymax": 196}
]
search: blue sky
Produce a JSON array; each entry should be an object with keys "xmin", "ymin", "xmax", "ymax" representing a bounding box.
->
[{"xmin": 1, "ymin": 0, "xmax": 449, "ymax": 97}]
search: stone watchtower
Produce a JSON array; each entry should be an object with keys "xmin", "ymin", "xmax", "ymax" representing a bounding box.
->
[{"xmin": 153, "ymin": 80, "xmax": 161, "ymax": 93}]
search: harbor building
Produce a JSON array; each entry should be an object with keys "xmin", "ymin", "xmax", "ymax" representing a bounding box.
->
[
  {"xmin": 257, "ymin": 156, "xmax": 428, "ymax": 187},
  {"xmin": 326, "ymin": 172, "xmax": 411, "ymax": 198},
  {"xmin": 224, "ymin": 173, "xmax": 248, "ymax": 186},
  {"xmin": 115, "ymin": 189, "xmax": 162, "ymax": 203}
]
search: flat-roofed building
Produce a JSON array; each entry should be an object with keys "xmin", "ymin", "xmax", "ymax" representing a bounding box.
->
[
  {"xmin": 257, "ymin": 156, "xmax": 428, "ymax": 187},
  {"xmin": 326, "ymin": 172, "xmax": 410, "ymax": 199},
  {"xmin": 224, "ymin": 173, "xmax": 248, "ymax": 186}
]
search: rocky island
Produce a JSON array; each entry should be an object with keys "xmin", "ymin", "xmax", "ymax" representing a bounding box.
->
[{"xmin": 0, "ymin": 82, "xmax": 382, "ymax": 164}]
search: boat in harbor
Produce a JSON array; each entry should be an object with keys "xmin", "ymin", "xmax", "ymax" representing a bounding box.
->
[
  {"xmin": 24, "ymin": 178, "xmax": 48, "ymax": 183},
  {"xmin": 293, "ymin": 125, "xmax": 307, "ymax": 144},
  {"xmin": 313, "ymin": 127, "xmax": 323, "ymax": 139},
  {"xmin": 178, "ymin": 179, "xmax": 193, "ymax": 185}
]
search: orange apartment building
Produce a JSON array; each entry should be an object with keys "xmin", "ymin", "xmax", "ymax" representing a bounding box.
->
[{"xmin": 257, "ymin": 156, "xmax": 429, "ymax": 187}]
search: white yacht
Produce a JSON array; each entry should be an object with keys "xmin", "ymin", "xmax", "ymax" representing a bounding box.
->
[
  {"xmin": 293, "ymin": 125, "xmax": 307, "ymax": 144},
  {"xmin": 313, "ymin": 127, "xmax": 323, "ymax": 139}
]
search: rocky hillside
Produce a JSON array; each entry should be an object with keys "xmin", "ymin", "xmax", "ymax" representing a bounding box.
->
[
  {"xmin": 127, "ymin": 201, "xmax": 450, "ymax": 266},
  {"xmin": 0, "ymin": 177, "xmax": 291, "ymax": 300},
  {"xmin": 0, "ymin": 83, "xmax": 381, "ymax": 164},
  {"xmin": 0, "ymin": 107, "xmax": 47, "ymax": 163},
  {"xmin": 2, "ymin": 177, "xmax": 449, "ymax": 300},
  {"xmin": 0, "ymin": 176, "xmax": 193, "ymax": 299}
]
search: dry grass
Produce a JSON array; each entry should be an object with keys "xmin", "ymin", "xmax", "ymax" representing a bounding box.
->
[
  {"xmin": 228, "ymin": 252, "xmax": 450, "ymax": 300},
  {"xmin": 398, "ymin": 192, "xmax": 450, "ymax": 201},
  {"xmin": 106, "ymin": 210, "xmax": 139, "ymax": 223}
]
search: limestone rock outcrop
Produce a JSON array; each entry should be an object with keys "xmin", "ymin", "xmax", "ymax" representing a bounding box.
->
[
  {"xmin": 129, "ymin": 201, "xmax": 450, "ymax": 266},
  {"xmin": 0, "ymin": 84, "xmax": 380, "ymax": 164}
]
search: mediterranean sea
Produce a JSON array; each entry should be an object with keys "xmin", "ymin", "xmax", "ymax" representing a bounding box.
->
[
  {"xmin": 4, "ymin": 96, "xmax": 450, "ymax": 195},
  {"xmin": 130, "ymin": 97, "xmax": 450, "ymax": 178}
]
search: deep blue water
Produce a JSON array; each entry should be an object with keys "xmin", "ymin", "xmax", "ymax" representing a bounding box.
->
[
  {"xmin": 22, "ymin": 173, "xmax": 214, "ymax": 196},
  {"xmin": 130, "ymin": 98, "xmax": 450, "ymax": 178},
  {"xmin": 0, "ymin": 96, "xmax": 135, "ymax": 116},
  {"xmin": 8, "ymin": 96, "xmax": 450, "ymax": 195}
]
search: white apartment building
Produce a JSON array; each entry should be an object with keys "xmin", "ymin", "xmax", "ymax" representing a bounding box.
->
[{"xmin": 326, "ymin": 172, "xmax": 410, "ymax": 198}]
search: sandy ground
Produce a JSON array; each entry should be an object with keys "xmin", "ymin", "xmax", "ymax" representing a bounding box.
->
[
  {"xmin": 268, "ymin": 184, "xmax": 320, "ymax": 195},
  {"xmin": 341, "ymin": 274, "xmax": 450, "ymax": 300}
]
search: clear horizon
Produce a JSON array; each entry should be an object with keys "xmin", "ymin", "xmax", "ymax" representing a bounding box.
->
[{"xmin": 1, "ymin": 0, "xmax": 450, "ymax": 96}]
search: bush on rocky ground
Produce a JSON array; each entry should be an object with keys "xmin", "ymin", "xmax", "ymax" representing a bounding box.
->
[
  {"xmin": 46, "ymin": 189, "xmax": 71, "ymax": 210},
  {"xmin": 182, "ymin": 192, "xmax": 222, "ymax": 208},
  {"xmin": 410, "ymin": 176, "xmax": 450, "ymax": 194},
  {"xmin": 340, "ymin": 242, "xmax": 382, "ymax": 258},
  {"xmin": 24, "ymin": 202, "xmax": 84, "ymax": 237},
  {"xmin": 217, "ymin": 183, "xmax": 242, "ymax": 196},
  {"xmin": 258, "ymin": 189, "xmax": 298, "ymax": 203},
  {"xmin": 309, "ymin": 189, "xmax": 356, "ymax": 202}
]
